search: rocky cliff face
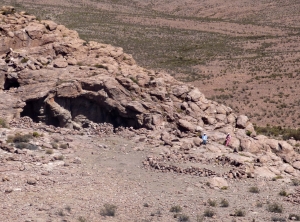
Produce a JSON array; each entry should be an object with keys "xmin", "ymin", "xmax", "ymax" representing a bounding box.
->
[{"xmin": 1, "ymin": 6, "xmax": 300, "ymax": 179}]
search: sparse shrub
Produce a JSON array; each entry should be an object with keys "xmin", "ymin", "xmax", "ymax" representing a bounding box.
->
[
  {"xmin": 267, "ymin": 203, "xmax": 283, "ymax": 213},
  {"xmin": 8, "ymin": 133, "xmax": 33, "ymax": 143},
  {"xmin": 291, "ymin": 179, "xmax": 300, "ymax": 186},
  {"xmin": 94, "ymin": 64, "xmax": 108, "ymax": 70},
  {"xmin": 177, "ymin": 214, "xmax": 190, "ymax": 222},
  {"xmin": 32, "ymin": 132, "xmax": 40, "ymax": 137},
  {"xmin": 65, "ymin": 206, "xmax": 71, "ymax": 212},
  {"xmin": 203, "ymin": 209, "xmax": 215, "ymax": 217},
  {"xmin": 150, "ymin": 208, "xmax": 162, "ymax": 217},
  {"xmin": 220, "ymin": 199, "xmax": 229, "ymax": 207},
  {"xmin": 279, "ymin": 189, "xmax": 288, "ymax": 196},
  {"xmin": 59, "ymin": 143, "xmax": 68, "ymax": 149},
  {"xmin": 256, "ymin": 202, "xmax": 263, "ymax": 208},
  {"xmin": 15, "ymin": 142, "xmax": 38, "ymax": 150},
  {"xmin": 143, "ymin": 203, "xmax": 149, "ymax": 207},
  {"xmin": 46, "ymin": 149, "xmax": 54, "ymax": 154},
  {"xmin": 78, "ymin": 216, "xmax": 88, "ymax": 222},
  {"xmin": 254, "ymin": 125, "xmax": 300, "ymax": 141},
  {"xmin": 289, "ymin": 214, "xmax": 300, "ymax": 221},
  {"xmin": 100, "ymin": 204, "xmax": 117, "ymax": 217},
  {"xmin": 207, "ymin": 199, "xmax": 216, "ymax": 207},
  {"xmin": 249, "ymin": 186, "xmax": 260, "ymax": 193},
  {"xmin": 273, "ymin": 175, "xmax": 283, "ymax": 181},
  {"xmin": 246, "ymin": 130, "xmax": 252, "ymax": 136},
  {"xmin": 234, "ymin": 209, "xmax": 245, "ymax": 217},
  {"xmin": 196, "ymin": 215, "xmax": 204, "ymax": 222},
  {"xmin": 130, "ymin": 76, "xmax": 138, "ymax": 84},
  {"xmin": 170, "ymin": 205, "xmax": 182, "ymax": 213},
  {"xmin": 271, "ymin": 217, "xmax": 286, "ymax": 222},
  {"xmin": 221, "ymin": 186, "xmax": 228, "ymax": 190},
  {"xmin": 21, "ymin": 57, "xmax": 29, "ymax": 63},
  {"xmin": 51, "ymin": 142, "xmax": 58, "ymax": 149},
  {"xmin": 57, "ymin": 155, "xmax": 64, "ymax": 160},
  {"xmin": 0, "ymin": 118, "xmax": 8, "ymax": 128},
  {"xmin": 58, "ymin": 209, "xmax": 65, "ymax": 216}
]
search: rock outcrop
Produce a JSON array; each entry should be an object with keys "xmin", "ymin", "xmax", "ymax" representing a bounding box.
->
[{"xmin": 0, "ymin": 6, "xmax": 300, "ymax": 179}]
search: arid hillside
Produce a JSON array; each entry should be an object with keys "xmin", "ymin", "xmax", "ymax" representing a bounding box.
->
[
  {"xmin": 3, "ymin": 0, "xmax": 300, "ymax": 128},
  {"xmin": 1, "ymin": 5, "xmax": 300, "ymax": 222}
]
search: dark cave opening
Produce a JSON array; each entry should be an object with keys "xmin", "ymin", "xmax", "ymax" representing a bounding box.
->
[
  {"xmin": 4, "ymin": 76, "xmax": 20, "ymax": 90},
  {"xmin": 20, "ymin": 96, "xmax": 140, "ymax": 129}
]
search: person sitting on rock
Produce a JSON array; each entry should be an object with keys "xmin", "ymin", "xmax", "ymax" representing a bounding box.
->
[
  {"xmin": 225, "ymin": 133, "xmax": 231, "ymax": 146},
  {"xmin": 202, "ymin": 133, "xmax": 208, "ymax": 145}
]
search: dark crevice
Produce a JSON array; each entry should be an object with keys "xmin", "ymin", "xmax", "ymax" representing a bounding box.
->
[{"xmin": 4, "ymin": 76, "xmax": 20, "ymax": 90}]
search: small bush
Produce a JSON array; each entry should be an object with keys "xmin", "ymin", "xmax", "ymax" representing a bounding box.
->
[
  {"xmin": 130, "ymin": 76, "xmax": 138, "ymax": 84},
  {"xmin": 100, "ymin": 204, "xmax": 117, "ymax": 217},
  {"xmin": 177, "ymin": 214, "xmax": 190, "ymax": 222},
  {"xmin": 32, "ymin": 132, "xmax": 40, "ymax": 137},
  {"xmin": 143, "ymin": 203, "xmax": 149, "ymax": 207},
  {"xmin": 220, "ymin": 199, "xmax": 229, "ymax": 207},
  {"xmin": 289, "ymin": 214, "xmax": 300, "ymax": 221},
  {"xmin": 271, "ymin": 217, "xmax": 286, "ymax": 222},
  {"xmin": 272, "ymin": 175, "xmax": 283, "ymax": 181},
  {"xmin": 267, "ymin": 203, "xmax": 283, "ymax": 213},
  {"xmin": 234, "ymin": 209, "xmax": 245, "ymax": 217},
  {"xmin": 0, "ymin": 118, "xmax": 8, "ymax": 128},
  {"xmin": 58, "ymin": 210, "xmax": 65, "ymax": 216},
  {"xmin": 9, "ymin": 133, "xmax": 33, "ymax": 143},
  {"xmin": 203, "ymin": 209, "xmax": 215, "ymax": 217},
  {"xmin": 46, "ymin": 149, "xmax": 54, "ymax": 154},
  {"xmin": 21, "ymin": 57, "xmax": 29, "ymax": 63},
  {"xmin": 57, "ymin": 155, "xmax": 64, "ymax": 160},
  {"xmin": 256, "ymin": 202, "xmax": 263, "ymax": 208},
  {"xmin": 207, "ymin": 199, "xmax": 216, "ymax": 207},
  {"xmin": 65, "ymin": 206, "xmax": 71, "ymax": 212},
  {"xmin": 94, "ymin": 64, "xmax": 108, "ymax": 70},
  {"xmin": 78, "ymin": 216, "xmax": 88, "ymax": 222},
  {"xmin": 221, "ymin": 186, "xmax": 228, "ymax": 190},
  {"xmin": 59, "ymin": 143, "xmax": 68, "ymax": 149},
  {"xmin": 279, "ymin": 190, "xmax": 288, "ymax": 197},
  {"xmin": 15, "ymin": 142, "xmax": 38, "ymax": 150},
  {"xmin": 249, "ymin": 186, "xmax": 260, "ymax": 193},
  {"xmin": 196, "ymin": 215, "xmax": 204, "ymax": 222},
  {"xmin": 51, "ymin": 142, "xmax": 58, "ymax": 149},
  {"xmin": 170, "ymin": 205, "xmax": 182, "ymax": 213},
  {"xmin": 291, "ymin": 179, "xmax": 300, "ymax": 186}
]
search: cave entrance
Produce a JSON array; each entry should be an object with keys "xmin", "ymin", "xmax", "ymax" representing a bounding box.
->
[
  {"xmin": 4, "ymin": 75, "xmax": 20, "ymax": 90},
  {"xmin": 20, "ymin": 97, "xmax": 60, "ymax": 127},
  {"xmin": 20, "ymin": 96, "xmax": 140, "ymax": 129}
]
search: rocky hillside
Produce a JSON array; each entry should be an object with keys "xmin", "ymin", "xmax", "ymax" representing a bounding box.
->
[
  {"xmin": 1, "ymin": 5, "xmax": 300, "ymax": 221},
  {"xmin": 1, "ymin": 5, "xmax": 300, "ymax": 179}
]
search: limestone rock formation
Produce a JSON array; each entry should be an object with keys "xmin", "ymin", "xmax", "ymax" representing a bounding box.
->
[{"xmin": 0, "ymin": 6, "xmax": 300, "ymax": 179}]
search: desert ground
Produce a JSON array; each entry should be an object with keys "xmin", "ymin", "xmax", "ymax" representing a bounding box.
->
[{"xmin": 1, "ymin": 124, "xmax": 300, "ymax": 222}]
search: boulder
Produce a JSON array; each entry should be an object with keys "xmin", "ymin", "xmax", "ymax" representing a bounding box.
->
[
  {"xmin": 187, "ymin": 88, "xmax": 202, "ymax": 102},
  {"xmin": 178, "ymin": 119, "xmax": 196, "ymax": 132},
  {"xmin": 292, "ymin": 161, "xmax": 300, "ymax": 170},
  {"xmin": 208, "ymin": 177, "xmax": 228, "ymax": 189},
  {"xmin": 236, "ymin": 115, "xmax": 248, "ymax": 129}
]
